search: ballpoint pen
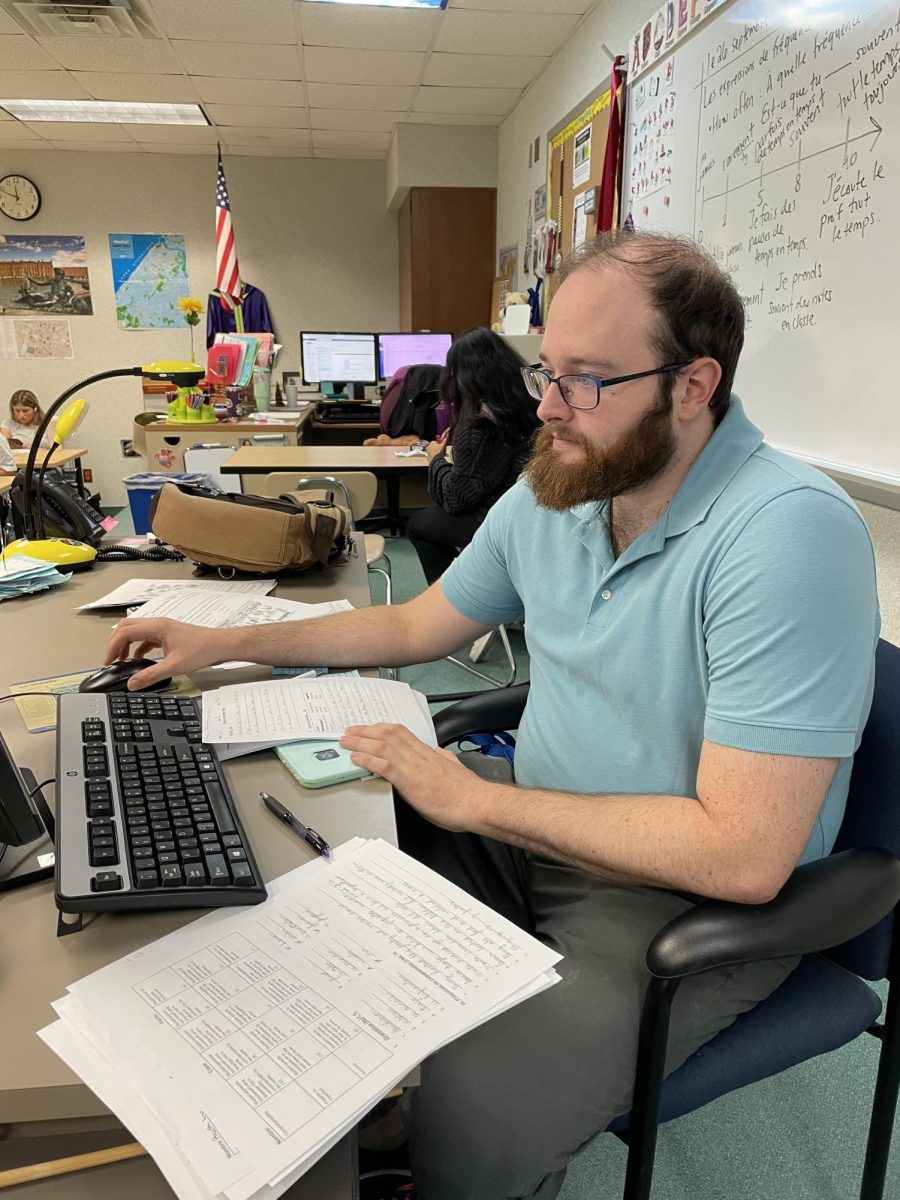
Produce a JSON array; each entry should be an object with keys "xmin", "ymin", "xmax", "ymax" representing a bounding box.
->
[{"xmin": 261, "ymin": 792, "xmax": 332, "ymax": 860}]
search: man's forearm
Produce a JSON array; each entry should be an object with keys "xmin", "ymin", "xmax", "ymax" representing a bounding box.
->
[{"xmin": 227, "ymin": 603, "xmax": 422, "ymax": 669}]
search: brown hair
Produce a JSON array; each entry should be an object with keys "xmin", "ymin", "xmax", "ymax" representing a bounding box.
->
[
  {"xmin": 10, "ymin": 389, "xmax": 44, "ymax": 422},
  {"xmin": 557, "ymin": 230, "xmax": 744, "ymax": 424}
]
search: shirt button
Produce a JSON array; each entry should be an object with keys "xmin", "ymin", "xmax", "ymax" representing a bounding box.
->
[{"xmin": 601, "ymin": 589, "xmax": 613, "ymax": 600}]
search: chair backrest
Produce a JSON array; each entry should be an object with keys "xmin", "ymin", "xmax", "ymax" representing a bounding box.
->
[
  {"xmin": 183, "ymin": 445, "xmax": 242, "ymax": 494},
  {"xmin": 827, "ymin": 638, "xmax": 900, "ymax": 979},
  {"xmin": 255, "ymin": 471, "xmax": 378, "ymax": 521}
]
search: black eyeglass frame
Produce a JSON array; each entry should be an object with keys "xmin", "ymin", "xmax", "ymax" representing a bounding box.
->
[{"xmin": 521, "ymin": 361, "xmax": 693, "ymax": 410}]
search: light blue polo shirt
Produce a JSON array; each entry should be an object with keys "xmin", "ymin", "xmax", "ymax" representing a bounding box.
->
[{"xmin": 440, "ymin": 397, "xmax": 880, "ymax": 864}]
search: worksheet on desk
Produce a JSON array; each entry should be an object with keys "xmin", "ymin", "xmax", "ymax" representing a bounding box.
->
[
  {"xmin": 49, "ymin": 839, "xmax": 562, "ymax": 1198},
  {"xmin": 78, "ymin": 578, "xmax": 279, "ymax": 611},
  {"xmin": 201, "ymin": 676, "xmax": 437, "ymax": 746},
  {"xmin": 125, "ymin": 590, "xmax": 353, "ymax": 629}
]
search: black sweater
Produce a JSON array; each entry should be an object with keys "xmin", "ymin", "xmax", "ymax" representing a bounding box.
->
[{"xmin": 427, "ymin": 417, "xmax": 534, "ymax": 517}]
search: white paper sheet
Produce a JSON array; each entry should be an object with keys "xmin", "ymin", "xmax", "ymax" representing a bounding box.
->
[
  {"xmin": 42, "ymin": 839, "xmax": 561, "ymax": 1199},
  {"xmin": 201, "ymin": 677, "xmax": 436, "ymax": 746},
  {"xmin": 125, "ymin": 591, "xmax": 353, "ymax": 630},
  {"xmin": 79, "ymin": 578, "xmax": 278, "ymax": 612}
]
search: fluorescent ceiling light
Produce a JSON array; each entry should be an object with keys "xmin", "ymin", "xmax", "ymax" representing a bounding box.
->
[
  {"xmin": 0, "ymin": 99, "xmax": 208, "ymax": 124},
  {"xmin": 301, "ymin": 0, "xmax": 447, "ymax": 8}
]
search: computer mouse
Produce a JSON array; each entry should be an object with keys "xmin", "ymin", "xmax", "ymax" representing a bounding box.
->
[{"xmin": 78, "ymin": 659, "xmax": 173, "ymax": 694}]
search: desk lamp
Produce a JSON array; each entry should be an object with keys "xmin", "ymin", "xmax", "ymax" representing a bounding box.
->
[{"xmin": 2, "ymin": 362, "xmax": 205, "ymax": 567}]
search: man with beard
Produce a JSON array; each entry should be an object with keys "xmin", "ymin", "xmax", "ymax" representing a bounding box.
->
[{"xmin": 105, "ymin": 231, "xmax": 879, "ymax": 1200}]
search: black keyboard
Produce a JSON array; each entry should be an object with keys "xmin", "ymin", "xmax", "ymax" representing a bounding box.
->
[
  {"xmin": 55, "ymin": 692, "xmax": 267, "ymax": 913},
  {"xmin": 315, "ymin": 401, "xmax": 381, "ymax": 423}
]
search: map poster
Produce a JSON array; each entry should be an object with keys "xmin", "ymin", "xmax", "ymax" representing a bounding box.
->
[
  {"xmin": 0, "ymin": 317, "xmax": 73, "ymax": 359},
  {"xmin": 109, "ymin": 233, "xmax": 190, "ymax": 330},
  {"xmin": 0, "ymin": 235, "xmax": 92, "ymax": 317}
]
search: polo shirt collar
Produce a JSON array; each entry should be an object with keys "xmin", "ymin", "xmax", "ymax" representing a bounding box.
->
[
  {"xmin": 664, "ymin": 394, "xmax": 763, "ymax": 536},
  {"xmin": 564, "ymin": 394, "xmax": 763, "ymax": 570}
]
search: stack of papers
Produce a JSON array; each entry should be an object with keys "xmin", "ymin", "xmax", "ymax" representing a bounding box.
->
[
  {"xmin": 40, "ymin": 838, "xmax": 562, "ymax": 1200},
  {"xmin": 128, "ymin": 589, "xmax": 353, "ymax": 630},
  {"xmin": 204, "ymin": 675, "xmax": 431, "ymax": 761},
  {"xmin": 0, "ymin": 554, "xmax": 70, "ymax": 601},
  {"xmin": 78, "ymin": 578, "xmax": 278, "ymax": 612}
]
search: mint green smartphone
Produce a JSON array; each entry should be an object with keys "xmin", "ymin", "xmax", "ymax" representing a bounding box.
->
[{"xmin": 276, "ymin": 740, "xmax": 371, "ymax": 789}]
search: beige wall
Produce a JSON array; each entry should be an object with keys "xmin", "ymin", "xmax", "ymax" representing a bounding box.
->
[
  {"xmin": 0, "ymin": 148, "xmax": 399, "ymax": 504},
  {"xmin": 387, "ymin": 123, "xmax": 498, "ymax": 210}
]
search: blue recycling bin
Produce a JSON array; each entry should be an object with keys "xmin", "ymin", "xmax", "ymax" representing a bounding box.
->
[{"xmin": 122, "ymin": 472, "xmax": 213, "ymax": 535}]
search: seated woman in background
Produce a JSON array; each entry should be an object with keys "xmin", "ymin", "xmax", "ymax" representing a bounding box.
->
[
  {"xmin": 406, "ymin": 327, "xmax": 540, "ymax": 586},
  {"xmin": 1, "ymin": 390, "xmax": 53, "ymax": 449}
]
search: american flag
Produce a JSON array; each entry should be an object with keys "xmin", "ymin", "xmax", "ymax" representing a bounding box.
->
[{"xmin": 215, "ymin": 149, "xmax": 242, "ymax": 311}]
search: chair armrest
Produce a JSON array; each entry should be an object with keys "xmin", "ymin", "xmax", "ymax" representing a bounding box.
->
[
  {"xmin": 647, "ymin": 848, "xmax": 900, "ymax": 979},
  {"xmin": 432, "ymin": 683, "xmax": 530, "ymax": 747}
]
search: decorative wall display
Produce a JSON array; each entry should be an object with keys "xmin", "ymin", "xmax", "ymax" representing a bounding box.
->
[
  {"xmin": 0, "ymin": 235, "xmax": 92, "ymax": 316},
  {"xmin": 109, "ymin": 233, "xmax": 190, "ymax": 330},
  {"xmin": 534, "ymin": 184, "xmax": 547, "ymax": 221},
  {"xmin": 0, "ymin": 316, "xmax": 73, "ymax": 358},
  {"xmin": 629, "ymin": 0, "xmax": 719, "ymax": 80},
  {"xmin": 498, "ymin": 244, "xmax": 519, "ymax": 292}
]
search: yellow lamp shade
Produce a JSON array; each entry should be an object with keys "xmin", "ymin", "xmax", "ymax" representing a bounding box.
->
[
  {"xmin": 54, "ymin": 397, "xmax": 88, "ymax": 445},
  {"xmin": 142, "ymin": 360, "xmax": 205, "ymax": 387}
]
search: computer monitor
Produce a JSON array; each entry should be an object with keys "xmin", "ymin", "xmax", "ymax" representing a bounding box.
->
[
  {"xmin": 0, "ymin": 726, "xmax": 53, "ymax": 891},
  {"xmin": 300, "ymin": 331, "xmax": 378, "ymax": 401},
  {"xmin": 377, "ymin": 332, "xmax": 453, "ymax": 380}
]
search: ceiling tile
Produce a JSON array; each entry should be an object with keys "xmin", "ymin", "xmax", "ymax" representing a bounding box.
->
[
  {"xmin": 148, "ymin": 0, "xmax": 296, "ymax": 45},
  {"xmin": 72, "ymin": 72, "xmax": 200, "ymax": 103},
  {"xmin": 0, "ymin": 120, "xmax": 47, "ymax": 139},
  {"xmin": 306, "ymin": 82, "xmax": 414, "ymax": 111},
  {"xmin": 118, "ymin": 122, "xmax": 218, "ymax": 143},
  {"xmin": 227, "ymin": 145, "xmax": 312, "ymax": 157},
  {"xmin": 304, "ymin": 47, "xmax": 423, "ymax": 87},
  {"xmin": 434, "ymin": 11, "xmax": 579, "ymax": 57},
  {"xmin": 298, "ymin": 3, "xmax": 439, "ymax": 52},
  {"xmin": 408, "ymin": 111, "xmax": 504, "ymax": 126},
  {"xmin": 48, "ymin": 141, "xmax": 141, "ymax": 152},
  {"xmin": 310, "ymin": 109, "xmax": 402, "ymax": 132},
  {"xmin": 139, "ymin": 142, "xmax": 218, "ymax": 154},
  {"xmin": 414, "ymin": 86, "xmax": 519, "ymax": 116},
  {"xmin": 0, "ymin": 10, "xmax": 25, "ymax": 34},
  {"xmin": 193, "ymin": 77, "xmax": 306, "ymax": 106},
  {"xmin": 206, "ymin": 104, "xmax": 309, "ymax": 129},
  {"xmin": 0, "ymin": 136, "xmax": 51, "ymax": 146},
  {"xmin": 0, "ymin": 69, "xmax": 92, "ymax": 100},
  {"xmin": 423, "ymin": 53, "xmax": 547, "ymax": 89},
  {"xmin": 23, "ymin": 120, "xmax": 135, "ymax": 140},
  {"xmin": 36, "ymin": 35, "xmax": 183, "ymax": 73},
  {"xmin": 312, "ymin": 129, "xmax": 390, "ymax": 151},
  {"xmin": 313, "ymin": 148, "xmax": 383, "ymax": 160},
  {"xmin": 220, "ymin": 126, "xmax": 310, "ymax": 147},
  {"xmin": 0, "ymin": 35, "xmax": 59, "ymax": 69},
  {"xmin": 452, "ymin": 0, "xmax": 592, "ymax": 10},
  {"xmin": 174, "ymin": 41, "xmax": 300, "ymax": 80}
]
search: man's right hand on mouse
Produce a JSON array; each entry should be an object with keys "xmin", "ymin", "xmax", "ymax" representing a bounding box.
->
[{"xmin": 104, "ymin": 618, "xmax": 230, "ymax": 690}]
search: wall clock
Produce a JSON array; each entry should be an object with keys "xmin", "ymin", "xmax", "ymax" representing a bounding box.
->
[{"xmin": 0, "ymin": 174, "xmax": 41, "ymax": 221}]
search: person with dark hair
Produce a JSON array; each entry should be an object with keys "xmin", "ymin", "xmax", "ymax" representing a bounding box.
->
[
  {"xmin": 406, "ymin": 327, "xmax": 540, "ymax": 584},
  {"xmin": 104, "ymin": 230, "xmax": 879, "ymax": 1200}
]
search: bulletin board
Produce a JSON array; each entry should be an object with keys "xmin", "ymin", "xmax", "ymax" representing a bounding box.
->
[{"xmin": 545, "ymin": 82, "xmax": 618, "ymax": 304}]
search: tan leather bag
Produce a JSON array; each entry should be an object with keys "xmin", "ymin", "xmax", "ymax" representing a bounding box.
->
[{"xmin": 149, "ymin": 482, "xmax": 353, "ymax": 576}]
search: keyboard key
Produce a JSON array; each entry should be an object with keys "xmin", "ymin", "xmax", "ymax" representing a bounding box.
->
[
  {"xmin": 231, "ymin": 863, "xmax": 254, "ymax": 886},
  {"xmin": 204, "ymin": 854, "xmax": 229, "ymax": 882},
  {"xmin": 158, "ymin": 852, "xmax": 179, "ymax": 865},
  {"xmin": 222, "ymin": 834, "xmax": 243, "ymax": 848},
  {"xmin": 203, "ymin": 782, "xmax": 235, "ymax": 834},
  {"xmin": 160, "ymin": 864, "xmax": 183, "ymax": 887},
  {"xmin": 91, "ymin": 846, "xmax": 119, "ymax": 866},
  {"xmin": 226, "ymin": 847, "xmax": 247, "ymax": 862},
  {"xmin": 184, "ymin": 863, "xmax": 207, "ymax": 884},
  {"xmin": 135, "ymin": 870, "xmax": 159, "ymax": 889},
  {"xmin": 91, "ymin": 872, "xmax": 123, "ymax": 892}
]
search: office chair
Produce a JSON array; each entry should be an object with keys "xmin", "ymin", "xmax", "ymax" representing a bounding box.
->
[
  {"xmin": 255, "ymin": 471, "xmax": 391, "ymax": 606},
  {"xmin": 431, "ymin": 639, "xmax": 900, "ymax": 1200}
]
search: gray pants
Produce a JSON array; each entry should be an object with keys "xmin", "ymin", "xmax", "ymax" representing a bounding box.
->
[{"xmin": 395, "ymin": 755, "xmax": 798, "ymax": 1200}]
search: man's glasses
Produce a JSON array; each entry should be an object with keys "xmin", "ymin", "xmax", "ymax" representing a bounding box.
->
[{"xmin": 521, "ymin": 362, "xmax": 692, "ymax": 411}]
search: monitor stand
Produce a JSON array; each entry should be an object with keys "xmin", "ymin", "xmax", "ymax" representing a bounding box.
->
[
  {"xmin": 321, "ymin": 381, "xmax": 366, "ymax": 401},
  {"xmin": 0, "ymin": 769, "xmax": 55, "ymax": 892}
]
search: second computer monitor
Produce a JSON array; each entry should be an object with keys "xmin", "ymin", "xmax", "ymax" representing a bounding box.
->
[
  {"xmin": 378, "ymin": 332, "xmax": 453, "ymax": 380},
  {"xmin": 300, "ymin": 332, "xmax": 378, "ymax": 397}
]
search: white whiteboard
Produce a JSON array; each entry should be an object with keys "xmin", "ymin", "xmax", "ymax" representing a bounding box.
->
[{"xmin": 623, "ymin": 0, "xmax": 900, "ymax": 482}]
